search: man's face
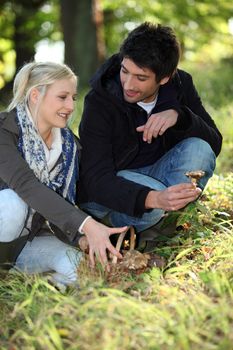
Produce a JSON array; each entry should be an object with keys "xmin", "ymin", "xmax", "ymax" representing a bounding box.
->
[{"xmin": 120, "ymin": 58, "xmax": 166, "ymax": 103}]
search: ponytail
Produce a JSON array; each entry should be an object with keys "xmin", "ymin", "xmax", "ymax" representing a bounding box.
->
[{"xmin": 7, "ymin": 62, "xmax": 35, "ymax": 111}]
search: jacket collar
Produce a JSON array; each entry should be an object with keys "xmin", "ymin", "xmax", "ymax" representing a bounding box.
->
[{"xmin": 1, "ymin": 109, "xmax": 19, "ymax": 135}]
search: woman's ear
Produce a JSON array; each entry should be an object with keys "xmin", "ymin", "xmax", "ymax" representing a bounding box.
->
[{"xmin": 29, "ymin": 88, "xmax": 40, "ymax": 104}]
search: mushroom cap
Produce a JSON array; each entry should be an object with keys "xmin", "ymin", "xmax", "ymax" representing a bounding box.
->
[
  {"xmin": 185, "ymin": 170, "xmax": 205, "ymax": 180},
  {"xmin": 121, "ymin": 250, "xmax": 149, "ymax": 270}
]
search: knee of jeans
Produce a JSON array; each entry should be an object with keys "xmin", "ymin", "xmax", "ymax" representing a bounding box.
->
[
  {"xmin": 0, "ymin": 191, "xmax": 28, "ymax": 241},
  {"xmin": 182, "ymin": 138, "xmax": 216, "ymax": 171},
  {"xmin": 185, "ymin": 138, "xmax": 214, "ymax": 157},
  {"xmin": 183, "ymin": 138, "xmax": 216, "ymax": 189},
  {"xmin": 194, "ymin": 139, "xmax": 215, "ymax": 171},
  {"xmin": 52, "ymin": 248, "xmax": 81, "ymax": 282},
  {"xmin": 117, "ymin": 170, "xmax": 166, "ymax": 191}
]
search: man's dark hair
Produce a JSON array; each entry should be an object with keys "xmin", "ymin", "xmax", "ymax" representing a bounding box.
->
[{"xmin": 119, "ymin": 22, "xmax": 180, "ymax": 82}]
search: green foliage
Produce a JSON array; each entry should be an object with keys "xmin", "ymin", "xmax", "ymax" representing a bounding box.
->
[
  {"xmin": 103, "ymin": 0, "xmax": 233, "ymax": 60},
  {"xmin": 0, "ymin": 0, "xmax": 60, "ymax": 88},
  {"xmin": 181, "ymin": 58, "xmax": 233, "ymax": 173},
  {"xmin": 1, "ymin": 0, "xmax": 233, "ymax": 89}
]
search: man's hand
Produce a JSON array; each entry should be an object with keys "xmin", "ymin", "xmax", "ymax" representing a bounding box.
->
[
  {"xmin": 136, "ymin": 109, "xmax": 178, "ymax": 143},
  {"xmin": 81, "ymin": 218, "xmax": 128, "ymax": 271},
  {"xmin": 145, "ymin": 183, "xmax": 202, "ymax": 211}
]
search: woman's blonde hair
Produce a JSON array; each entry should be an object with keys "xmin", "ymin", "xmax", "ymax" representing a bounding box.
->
[{"xmin": 7, "ymin": 61, "xmax": 77, "ymax": 111}]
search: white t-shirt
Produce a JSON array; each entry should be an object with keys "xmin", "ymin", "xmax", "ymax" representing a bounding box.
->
[{"xmin": 137, "ymin": 95, "xmax": 158, "ymax": 116}]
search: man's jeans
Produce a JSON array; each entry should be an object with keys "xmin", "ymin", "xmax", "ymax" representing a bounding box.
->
[
  {"xmin": 0, "ymin": 189, "xmax": 81, "ymax": 285},
  {"xmin": 80, "ymin": 138, "xmax": 216, "ymax": 232}
]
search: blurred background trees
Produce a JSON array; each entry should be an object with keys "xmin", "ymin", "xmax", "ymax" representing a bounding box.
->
[
  {"xmin": 0, "ymin": 0, "xmax": 232, "ymax": 103},
  {"xmin": 0, "ymin": 0, "xmax": 232, "ymax": 171}
]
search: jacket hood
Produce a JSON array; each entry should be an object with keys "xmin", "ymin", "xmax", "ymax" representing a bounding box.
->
[{"xmin": 89, "ymin": 54, "xmax": 124, "ymax": 105}]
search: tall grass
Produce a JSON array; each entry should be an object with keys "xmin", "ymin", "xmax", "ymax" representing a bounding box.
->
[{"xmin": 0, "ymin": 192, "xmax": 232, "ymax": 349}]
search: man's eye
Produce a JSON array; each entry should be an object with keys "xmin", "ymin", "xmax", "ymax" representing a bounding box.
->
[
  {"xmin": 59, "ymin": 96, "xmax": 66, "ymax": 100},
  {"xmin": 137, "ymin": 76, "xmax": 146, "ymax": 81}
]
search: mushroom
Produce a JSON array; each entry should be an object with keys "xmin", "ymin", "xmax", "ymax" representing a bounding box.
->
[
  {"xmin": 121, "ymin": 250, "xmax": 150, "ymax": 270},
  {"xmin": 185, "ymin": 170, "xmax": 205, "ymax": 186},
  {"xmin": 111, "ymin": 226, "xmax": 166, "ymax": 272}
]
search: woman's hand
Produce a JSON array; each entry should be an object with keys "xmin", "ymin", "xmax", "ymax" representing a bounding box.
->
[{"xmin": 81, "ymin": 218, "xmax": 128, "ymax": 271}]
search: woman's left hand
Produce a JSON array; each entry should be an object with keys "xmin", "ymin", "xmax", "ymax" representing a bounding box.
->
[{"xmin": 81, "ymin": 218, "xmax": 128, "ymax": 271}]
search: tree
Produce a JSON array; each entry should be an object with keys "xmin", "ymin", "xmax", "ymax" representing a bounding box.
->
[
  {"xmin": 1, "ymin": 0, "xmax": 232, "ymax": 103},
  {"xmin": 0, "ymin": 0, "xmax": 59, "ymax": 104},
  {"xmin": 60, "ymin": 0, "xmax": 106, "ymax": 89},
  {"xmin": 103, "ymin": 0, "xmax": 233, "ymax": 61}
]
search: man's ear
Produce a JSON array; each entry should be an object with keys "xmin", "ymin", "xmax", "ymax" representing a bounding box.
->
[
  {"xmin": 160, "ymin": 76, "xmax": 170, "ymax": 85},
  {"xmin": 29, "ymin": 88, "xmax": 40, "ymax": 104}
]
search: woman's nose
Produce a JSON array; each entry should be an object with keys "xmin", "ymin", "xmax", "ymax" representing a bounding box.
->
[{"xmin": 65, "ymin": 97, "xmax": 74, "ymax": 111}]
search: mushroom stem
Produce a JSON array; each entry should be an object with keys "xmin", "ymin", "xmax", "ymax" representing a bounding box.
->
[
  {"xmin": 112, "ymin": 230, "xmax": 127, "ymax": 264},
  {"xmin": 129, "ymin": 226, "xmax": 136, "ymax": 251}
]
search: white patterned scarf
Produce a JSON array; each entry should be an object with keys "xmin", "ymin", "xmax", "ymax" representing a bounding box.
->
[{"xmin": 16, "ymin": 103, "xmax": 78, "ymax": 204}]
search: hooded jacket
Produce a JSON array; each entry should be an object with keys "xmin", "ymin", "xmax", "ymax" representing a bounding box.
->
[
  {"xmin": 79, "ymin": 54, "xmax": 222, "ymax": 217},
  {"xmin": 0, "ymin": 110, "xmax": 88, "ymax": 246}
]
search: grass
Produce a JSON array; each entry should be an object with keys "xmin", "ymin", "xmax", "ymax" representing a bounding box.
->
[
  {"xmin": 0, "ymin": 176, "xmax": 232, "ymax": 349},
  {"xmin": 0, "ymin": 175, "xmax": 232, "ymax": 349},
  {"xmin": 0, "ymin": 59, "xmax": 233, "ymax": 349}
]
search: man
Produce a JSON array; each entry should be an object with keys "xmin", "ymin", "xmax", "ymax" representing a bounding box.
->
[{"xmin": 78, "ymin": 22, "xmax": 222, "ymax": 257}]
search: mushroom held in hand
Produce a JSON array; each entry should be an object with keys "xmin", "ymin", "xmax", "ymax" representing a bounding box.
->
[{"xmin": 185, "ymin": 170, "xmax": 205, "ymax": 186}]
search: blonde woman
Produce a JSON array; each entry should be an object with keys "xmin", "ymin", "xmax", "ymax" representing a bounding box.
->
[{"xmin": 0, "ymin": 62, "xmax": 126, "ymax": 286}]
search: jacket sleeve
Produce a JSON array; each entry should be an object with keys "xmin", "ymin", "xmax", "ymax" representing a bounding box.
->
[
  {"xmin": 166, "ymin": 71, "xmax": 222, "ymax": 156},
  {"xmin": 0, "ymin": 123, "xmax": 88, "ymax": 244},
  {"xmin": 79, "ymin": 94, "xmax": 151, "ymax": 217}
]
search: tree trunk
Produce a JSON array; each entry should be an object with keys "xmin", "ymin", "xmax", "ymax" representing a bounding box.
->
[
  {"xmin": 0, "ymin": 0, "xmax": 46, "ymax": 105},
  {"xmin": 60, "ymin": 0, "xmax": 105, "ymax": 89}
]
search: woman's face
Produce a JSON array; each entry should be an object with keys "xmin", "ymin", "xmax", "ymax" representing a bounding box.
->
[{"xmin": 33, "ymin": 77, "xmax": 77, "ymax": 131}]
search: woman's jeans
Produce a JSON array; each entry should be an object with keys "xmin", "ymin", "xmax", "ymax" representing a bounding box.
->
[
  {"xmin": 81, "ymin": 138, "xmax": 216, "ymax": 232},
  {"xmin": 0, "ymin": 189, "xmax": 82, "ymax": 285}
]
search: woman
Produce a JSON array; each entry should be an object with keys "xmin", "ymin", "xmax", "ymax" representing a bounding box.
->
[{"xmin": 0, "ymin": 61, "xmax": 125, "ymax": 286}]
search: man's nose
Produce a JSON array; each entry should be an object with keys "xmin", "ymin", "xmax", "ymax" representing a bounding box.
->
[{"xmin": 124, "ymin": 75, "xmax": 135, "ymax": 90}]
